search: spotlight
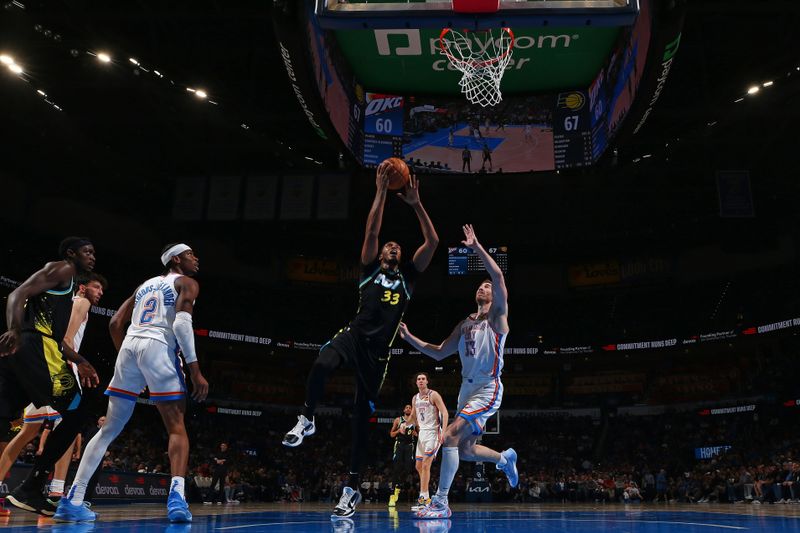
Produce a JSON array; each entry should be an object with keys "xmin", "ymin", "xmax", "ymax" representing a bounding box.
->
[
  {"xmin": 195, "ymin": 90, "xmax": 207, "ymax": 99},
  {"xmin": 0, "ymin": 54, "xmax": 13, "ymax": 65},
  {"xmin": 747, "ymin": 86, "xmax": 759, "ymax": 94},
  {"xmin": 129, "ymin": 58, "xmax": 139, "ymax": 65},
  {"xmin": 97, "ymin": 53, "xmax": 111, "ymax": 63},
  {"xmin": 8, "ymin": 63, "xmax": 22, "ymax": 74},
  {"xmin": 36, "ymin": 89, "xmax": 44, "ymax": 95},
  {"xmin": 762, "ymin": 81, "xmax": 773, "ymax": 87}
]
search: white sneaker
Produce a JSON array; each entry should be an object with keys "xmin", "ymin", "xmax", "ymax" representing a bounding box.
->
[
  {"xmin": 331, "ymin": 487, "xmax": 361, "ymax": 520},
  {"xmin": 282, "ymin": 415, "xmax": 316, "ymax": 447}
]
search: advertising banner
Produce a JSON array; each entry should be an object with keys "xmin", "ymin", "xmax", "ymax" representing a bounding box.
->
[{"xmin": 0, "ymin": 465, "xmax": 169, "ymax": 503}]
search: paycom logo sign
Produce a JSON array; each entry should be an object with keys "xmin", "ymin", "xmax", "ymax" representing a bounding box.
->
[{"xmin": 373, "ymin": 29, "xmax": 578, "ymax": 72}]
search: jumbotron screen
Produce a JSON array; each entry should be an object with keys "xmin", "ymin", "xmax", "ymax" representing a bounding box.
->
[{"xmin": 302, "ymin": 0, "xmax": 652, "ymax": 174}]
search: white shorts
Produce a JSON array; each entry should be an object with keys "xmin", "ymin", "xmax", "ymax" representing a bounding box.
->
[
  {"xmin": 415, "ymin": 428, "xmax": 441, "ymax": 461},
  {"xmin": 106, "ymin": 336, "xmax": 186, "ymax": 402},
  {"xmin": 457, "ymin": 377, "xmax": 503, "ymax": 435},
  {"xmin": 23, "ymin": 403, "xmax": 61, "ymax": 425}
]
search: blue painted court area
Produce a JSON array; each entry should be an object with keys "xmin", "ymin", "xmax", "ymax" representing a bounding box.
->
[
  {"xmin": 405, "ymin": 125, "xmax": 505, "ymax": 153},
  {"xmin": 7, "ymin": 507, "xmax": 800, "ymax": 533}
]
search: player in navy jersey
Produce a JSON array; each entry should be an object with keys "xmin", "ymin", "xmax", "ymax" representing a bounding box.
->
[
  {"xmin": 400, "ymin": 224, "xmax": 518, "ymax": 520},
  {"xmin": 283, "ymin": 162, "xmax": 439, "ymax": 520}
]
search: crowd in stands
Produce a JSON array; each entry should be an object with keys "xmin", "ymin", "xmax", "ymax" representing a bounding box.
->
[{"xmin": 6, "ymin": 399, "xmax": 799, "ymax": 506}]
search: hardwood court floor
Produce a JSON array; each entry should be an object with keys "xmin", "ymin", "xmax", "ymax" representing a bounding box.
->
[{"xmin": 2, "ymin": 501, "xmax": 800, "ymax": 532}]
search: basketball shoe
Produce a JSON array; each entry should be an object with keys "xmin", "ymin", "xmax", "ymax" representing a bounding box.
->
[
  {"xmin": 416, "ymin": 494, "xmax": 451, "ymax": 519},
  {"xmin": 282, "ymin": 415, "xmax": 315, "ymax": 447},
  {"xmin": 497, "ymin": 448, "xmax": 519, "ymax": 487},
  {"xmin": 331, "ymin": 487, "xmax": 361, "ymax": 519}
]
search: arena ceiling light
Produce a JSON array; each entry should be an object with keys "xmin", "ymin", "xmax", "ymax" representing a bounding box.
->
[
  {"xmin": 194, "ymin": 90, "xmax": 207, "ymax": 99},
  {"xmin": 96, "ymin": 52, "xmax": 111, "ymax": 63},
  {"xmin": 8, "ymin": 63, "xmax": 23, "ymax": 74},
  {"xmin": 129, "ymin": 57, "xmax": 139, "ymax": 65},
  {"xmin": 747, "ymin": 85, "xmax": 759, "ymax": 95},
  {"xmin": 762, "ymin": 81, "xmax": 773, "ymax": 87},
  {"xmin": 0, "ymin": 54, "xmax": 14, "ymax": 65}
]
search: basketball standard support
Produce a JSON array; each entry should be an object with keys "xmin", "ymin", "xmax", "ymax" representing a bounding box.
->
[{"xmin": 452, "ymin": 0, "xmax": 500, "ymax": 14}]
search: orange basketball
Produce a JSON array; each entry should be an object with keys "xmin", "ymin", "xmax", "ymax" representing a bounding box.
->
[{"xmin": 383, "ymin": 157, "xmax": 410, "ymax": 190}]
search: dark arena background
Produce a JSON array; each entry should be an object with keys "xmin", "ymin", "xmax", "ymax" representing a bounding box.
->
[{"xmin": 2, "ymin": 0, "xmax": 800, "ymax": 531}]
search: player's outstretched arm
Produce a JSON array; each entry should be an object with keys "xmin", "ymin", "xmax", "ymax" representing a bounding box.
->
[
  {"xmin": 398, "ymin": 321, "xmax": 460, "ymax": 361},
  {"xmin": 462, "ymin": 224, "xmax": 509, "ymax": 334},
  {"xmin": 0, "ymin": 261, "xmax": 74, "ymax": 356},
  {"xmin": 173, "ymin": 276, "xmax": 208, "ymax": 401},
  {"xmin": 397, "ymin": 174, "xmax": 439, "ymax": 272},
  {"xmin": 361, "ymin": 163, "xmax": 392, "ymax": 266},
  {"xmin": 109, "ymin": 295, "xmax": 135, "ymax": 352}
]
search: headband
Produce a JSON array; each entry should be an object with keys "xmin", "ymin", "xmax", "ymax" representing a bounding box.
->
[{"xmin": 161, "ymin": 244, "xmax": 191, "ymax": 266}]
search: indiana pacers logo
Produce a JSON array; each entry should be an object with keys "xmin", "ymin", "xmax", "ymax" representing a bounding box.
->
[
  {"xmin": 557, "ymin": 91, "xmax": 586, "ymax": 111},
  {"xmin": 52, "ymin": 371, "xmax": 76, "ymax": 396}
]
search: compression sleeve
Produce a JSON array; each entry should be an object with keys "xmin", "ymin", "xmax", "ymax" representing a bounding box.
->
[{"xmin": 173, "ymin": 311, "xmax": 198, "ymax": 364}]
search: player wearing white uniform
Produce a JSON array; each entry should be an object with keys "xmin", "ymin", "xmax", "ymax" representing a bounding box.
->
[
  {"xmin": 0, "ymin": 274, "xmax": 105, "ymax": 517},
  {"xmin": 55, "ymin": 244, "xmax": 209, "ymax": 524},
  {"xmin": 409, "ymin": 372, "xmax": 448, "ymax": 509},
  {"xmin": 400, "ymin": 224, "xmax": 517, "ymax": 520}
]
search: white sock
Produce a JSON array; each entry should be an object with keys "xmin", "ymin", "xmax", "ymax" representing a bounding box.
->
[
  {"xmin": 68, "ymin": 481, "xmax": 88, "ymax": 506},
  {"xmin": 436, "ymin": 447, "xmax": 459, "ymax": 499},
  {"xmin": 69, "ymin": 397, "xmax": 135, "ymax": 506},
  {"xmin": 171, "ymin": 476, "xmax": 185, "ymax": 499},
  {"xmin": 421, "ymin": 491, "xmax": 429, "ymax": 499},
  {"xmin": 49, "ymin": 479, "xmax": 65, "ymax": 495}
]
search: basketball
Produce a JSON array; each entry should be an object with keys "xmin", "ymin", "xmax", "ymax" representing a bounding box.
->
[{"xmin": 382, "ymin": 157, "xmax": 410, "ymax": 190}]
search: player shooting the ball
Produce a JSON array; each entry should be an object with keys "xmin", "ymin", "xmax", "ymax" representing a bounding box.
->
[{"xmin": 283, "ymin": 159, "xmax": 439, "ymax": 520}]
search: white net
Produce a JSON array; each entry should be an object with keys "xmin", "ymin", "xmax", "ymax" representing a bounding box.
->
[{"xmin": 439, "ymin": 27, "xmax": 514, "ymax": 108}]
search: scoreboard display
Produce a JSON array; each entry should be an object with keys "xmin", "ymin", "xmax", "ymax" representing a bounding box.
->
[
  {"xmin": 553, "ymin": 91, "xmax": 593, "ymax": 169},
  {"xmin": 448, "ymin": 246, "xmax": 508, "ymax": 276},
  {"xmin": 362, "ymin": 93, "xmax": 405, "ymax": 167}
]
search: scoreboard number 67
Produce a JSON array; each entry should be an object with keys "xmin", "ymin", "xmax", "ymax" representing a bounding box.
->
[{"xmin": 564, "ymin": 116, "xmax": 580, "ymax": 131}]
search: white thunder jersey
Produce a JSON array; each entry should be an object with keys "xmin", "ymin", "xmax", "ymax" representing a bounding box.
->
[
  {"xmin": 458, "ymin": 314, "xmax": 506, "ymax": 380},
  {"xmin": 126, "ymin": 273, "xmax": 182, "ymax": 350},
  {"xmin": 414, "ymin": 390, "xmax": 440, "ymax": 431}
]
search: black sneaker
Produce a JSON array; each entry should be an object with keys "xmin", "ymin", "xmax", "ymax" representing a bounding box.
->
[
  {"xmin": 331, "ymin": 487, "xmax": 361, "ymax": 520},
  {"xmin": 6, "ymin": 484, "xmax": 55, "ymax": 516}
]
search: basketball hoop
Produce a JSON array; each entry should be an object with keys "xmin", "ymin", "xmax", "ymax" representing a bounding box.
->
[{"xmin": 439, "ymin": 27, "xmax": 514, "ymax": 108}]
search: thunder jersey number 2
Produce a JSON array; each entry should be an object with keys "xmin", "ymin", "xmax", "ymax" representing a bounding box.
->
[
  {"xmin": 381, "ymin": 290, "xmax": 400, "ymax": 305},
  {"xmin": 139, "ymin": 296, "xmax": 159, "ymax": 324}
]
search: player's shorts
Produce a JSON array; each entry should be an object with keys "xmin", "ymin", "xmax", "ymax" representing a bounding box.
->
[
  {"xmin": 457, "ymin": 377, "xmax": 503, "ymax": 436},
  {"xmin": 415, "ymin": 427, "xmax": 441, "ymax": 461},
  {"xmin": 23, "ymin": 403, "xmax": 61, "ymax": 425},
  {"xmin": 0, "ymin": 332, "xmax": 81, "ymax": 421},
  {"xmin": 326, "ymin": 329, "xmax": 388, "ymax": 403},
  {"xmin": 106, "ymin": 336, "xmax": 186, "ymax": 402}
]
